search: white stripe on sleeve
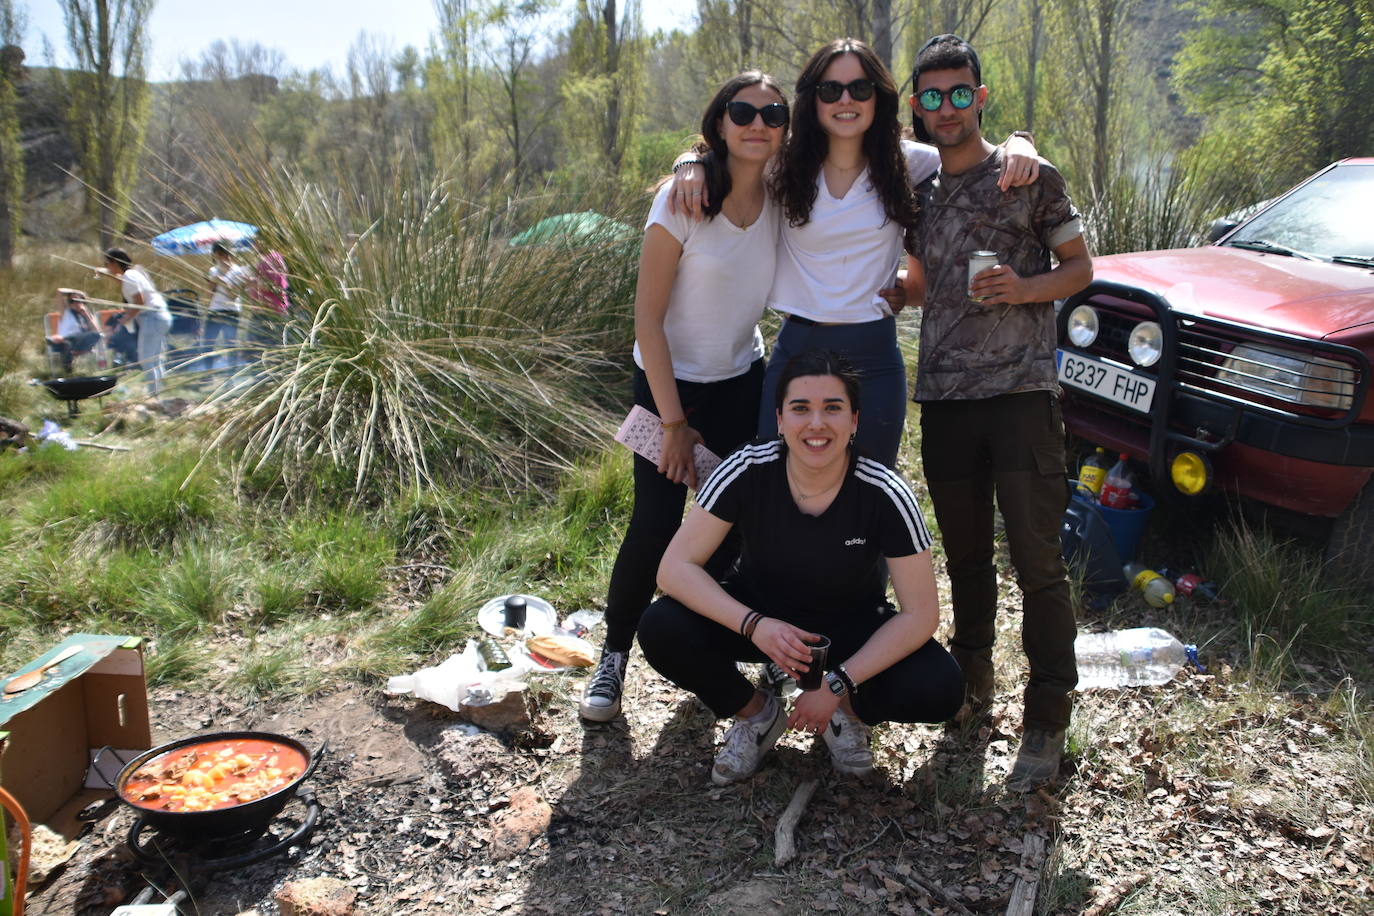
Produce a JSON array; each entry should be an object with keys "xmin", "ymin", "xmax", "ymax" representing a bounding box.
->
[{"xmin": 854, "ymin": 456, "xmax": 932, "ymax": 554}]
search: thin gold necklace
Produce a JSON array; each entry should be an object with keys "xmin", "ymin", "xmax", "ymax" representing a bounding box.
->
[
  {"xmin": 825, "ymin": 159, "xmax": 866, "ymax": 174},
  {"xmin": 787, "ymin": 461, "xmax": 843, "ymax": 500}
]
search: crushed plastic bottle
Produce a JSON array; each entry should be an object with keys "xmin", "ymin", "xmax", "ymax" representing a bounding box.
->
[
  {"xmin": 1123, "ymin": 561, "xmax": 1175, "ymax": 607},
  {"xmin": 1159, "ymin": 567, "xmax": 1222, "ymax": 602},
  {"xmin": 1075, "ymin": 627, "xmax": 1198, "ymax": 688}
]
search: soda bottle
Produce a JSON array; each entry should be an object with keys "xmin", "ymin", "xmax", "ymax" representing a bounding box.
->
[
  {"xmin": 1099, "ymin": 453, "xmax": 1135, "ymax": 509},
  {"xmin": 1123, "ymin": 561, "xmax": 1175, "ymax": 607},
  {"xmin": 1074, "ymin": 627, "xmax": 1193, "ymax": 688},
  {"xmin": 1077, "ymin": 447, "xmax": 1111, "ymax": 496},
  {"xmin": 1160, "ymin": 568, "xmax": 1222, "ymax": 602}
]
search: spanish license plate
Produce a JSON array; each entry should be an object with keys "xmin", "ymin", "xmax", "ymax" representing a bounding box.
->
[{"xmin": 1057, "ymin": 350, "xmax": 1155, "ymax": 413}]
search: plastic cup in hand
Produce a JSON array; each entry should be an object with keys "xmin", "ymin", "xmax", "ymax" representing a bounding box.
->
[
  {"xmin": 797, "ymin": 636, "xmax": 831, "ymax": 691},
  {"xmin": 502, "ymin": 595, "xmax": 528, "ymax": 630}
]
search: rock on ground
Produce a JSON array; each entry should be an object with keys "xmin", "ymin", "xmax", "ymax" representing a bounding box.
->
[
  {"xmin": 274, "ymin": 876, "xmax": 356, "ymax": 916},
  {"xmin": 489, "ymin": 786, "xmax": 552, "ymax": 858}
]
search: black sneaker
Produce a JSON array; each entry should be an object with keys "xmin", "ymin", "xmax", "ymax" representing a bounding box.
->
[{"xmin": 578, "ymin": 649, "xmax": 627, "ymax": 722}]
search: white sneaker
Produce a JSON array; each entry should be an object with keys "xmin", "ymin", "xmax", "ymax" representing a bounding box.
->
[
  {"xmin": 578, "ymin": 650, "xmax": 627, "ymax": 722},
  {"xmin": 822, "ymin": 707, "xmax": 874, "ymax": 775},
  {"xmin": 711, "ymin": 695, "xmax": 786, "ymax": 786}
]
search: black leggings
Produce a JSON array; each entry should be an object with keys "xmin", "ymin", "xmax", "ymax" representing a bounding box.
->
[
  {"xmin": 638, "ymin": 584, "xmax": 965, "ymax": 725},
  {"xmin": 602, "ymin": 360, "xmax": 764, "ymax": 653}
]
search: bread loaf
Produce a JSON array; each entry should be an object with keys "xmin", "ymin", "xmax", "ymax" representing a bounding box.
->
[{"xmin": 526, "ymin": 635, "xmax": 594, "ymax": 668}]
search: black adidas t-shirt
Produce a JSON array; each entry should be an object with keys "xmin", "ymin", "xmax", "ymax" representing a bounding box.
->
[{"xmin": 695, "ymin": 440, "xmax": 932, "ymax": 630}]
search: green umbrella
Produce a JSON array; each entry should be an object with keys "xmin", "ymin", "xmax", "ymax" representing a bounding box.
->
[{"xmin": 509, "ymin": 211, "xmax": 637, "ymax": 247}]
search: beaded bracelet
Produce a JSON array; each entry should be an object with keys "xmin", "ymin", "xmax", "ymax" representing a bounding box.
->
[{"xmin": 673, "ymin": 158, "xmax": 704, "ymax": 173}]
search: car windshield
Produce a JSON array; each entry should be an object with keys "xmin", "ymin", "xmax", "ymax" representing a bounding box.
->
[{"xmin": 1226, "ymin": 163, "xmax": 1374, "ymax": 261}]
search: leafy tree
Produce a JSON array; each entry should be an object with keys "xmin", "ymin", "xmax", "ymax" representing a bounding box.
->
[
  {"xmin": 0, "ymin": 0, "xmax": 24, "ymax": 268},
  {"xmin": 481, "ymin": 0, "xmax": 558, "ymax": 188},
  {"xmin": 1176, "ymin": 0, "xmax": 1374, "ymax": 190},
  {"xmin": 430, "ymin": 0, "xmax": 486, "ymax": 188},
  {"xmin": 562, "ymin": 0, "xmax": 643, "ymax": 176},
  {"xmin": 59, "ymin": 0, "xmax": 154, "ymax": 248}
]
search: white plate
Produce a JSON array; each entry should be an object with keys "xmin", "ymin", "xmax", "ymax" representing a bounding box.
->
[
  {"xmin": 1057, "ymin": 350, "xmax": 1156, "ymax": 413},
  {"xmin": 477, "ymin": 594, "xmax": 558, "ymax": 638}
]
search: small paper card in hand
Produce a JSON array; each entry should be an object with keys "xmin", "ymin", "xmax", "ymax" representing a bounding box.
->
[{"xmin": 614, "ymin": 404, "xmax": 722, "ymax": 490}]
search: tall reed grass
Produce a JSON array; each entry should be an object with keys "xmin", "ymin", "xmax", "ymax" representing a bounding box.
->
[
  {"xmin": 179, "ymin": 146, "xmax": 643, "ymax": 501},
  {"xmin": 1081, "ymin": 152, "xmax": 1246, "ymax": 256}
]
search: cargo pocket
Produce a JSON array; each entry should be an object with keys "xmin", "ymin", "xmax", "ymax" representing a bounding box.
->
[{"xmin": 1033, "ymin": 444, "xmax": 1071, "ymax": 511}]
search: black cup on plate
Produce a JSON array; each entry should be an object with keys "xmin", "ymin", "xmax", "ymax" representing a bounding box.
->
[{"xmin": 503, "ymin": 595, "xmax": 528, "ymax": 630}]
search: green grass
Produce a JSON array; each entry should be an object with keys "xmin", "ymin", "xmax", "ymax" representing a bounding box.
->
[{"xmin": 32, "ymin": 445, "xmax": 220, "ymax": 549}]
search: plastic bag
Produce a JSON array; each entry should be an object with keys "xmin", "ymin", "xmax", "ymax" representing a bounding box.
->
[{"xmin": 385, "ymin": 641, "xmax": 527, "ymax": 712}]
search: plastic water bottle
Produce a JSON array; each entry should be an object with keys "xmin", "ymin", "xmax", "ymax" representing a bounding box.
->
[
  {"xmin": 1075, "ymin": 627, "xmax": 1193, "ymax": 688},
  {"xmin": 1099, "ymin": 453, "xmax": 1135, "ymax": 508},
  {"xmin": 1077, "ymin": 447, "xmax": 1111, "ymax": 496},
  {"xmin": 1123, "ymin": 561, "xmax": 1175, "ymax": 607}
]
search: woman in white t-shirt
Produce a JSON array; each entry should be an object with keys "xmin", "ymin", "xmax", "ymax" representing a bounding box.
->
[
  {"xmin": 99, "ymin": 247, "xmax": 174, "ymax": 396},
  {"xmin": 205, "ymin": 241, "xmax": 250, "ymax": 372},
  {"xmin": 673, "ymin": 38, "xmax": 1039, "ymax": 467},
  {"xmin": 580, "ymin": 71, "xmax": 790, "ymax": 724}
]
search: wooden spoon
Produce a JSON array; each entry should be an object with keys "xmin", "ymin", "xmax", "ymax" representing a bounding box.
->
[{"xmin": 3, "ymin": 645, "xmax": 83, "ymax": 695}]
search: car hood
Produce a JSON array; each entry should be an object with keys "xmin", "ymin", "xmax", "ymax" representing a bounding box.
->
[{"xmin": 1092, "ymin": 246, "xmax": 1374, "ymax": 339}]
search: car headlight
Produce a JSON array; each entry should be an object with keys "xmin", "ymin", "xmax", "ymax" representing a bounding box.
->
[
  {"xmin": 1066, "ymin": 305, "xmax": 1099, "ymax": 347},
  {"xmin": 1127, "ymin": 321, "xmax": 1163, "ymax": 367},
  {"xmin": 1216, "ymin": 345, "xmax": 1356, "ymax": 410}
]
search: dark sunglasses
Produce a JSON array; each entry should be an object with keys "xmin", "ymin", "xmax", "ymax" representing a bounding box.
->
[
  {"xmin": 916, "ymin": 85, "xmax": 977, "ymax": 111},
  {"xmin": 725, "ymin": 100, "xmax": 789, "ymax": 128},
  {"xmin": 815, "ymin": 78, "xmax": 875, "ymax": 104}
]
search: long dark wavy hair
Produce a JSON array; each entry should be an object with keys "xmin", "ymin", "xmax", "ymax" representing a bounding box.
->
[
  {"xmin": 689, "ymin": 70, "xmax": 788, "ymax": 220},
  {"xmin": 772, "ymin": 38, "xmax": 917, "ymax": 232}
]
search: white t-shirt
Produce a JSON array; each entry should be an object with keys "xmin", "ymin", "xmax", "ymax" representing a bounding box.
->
[
  {"xmin": 56, "ymin": 307, "xmax": 92, "ymax": 337},
  {"xmin": 766, "ymin": 139, "xmax": 939, "ymax": 324},
  {"xmin": 632, "ymin": 182, "xmax": 775, "ymax": 383},
  {"xmin": 120, "ymin": 267, "xmax": 170, "ymax": 317},
  {"xmin": 208, "ymin": 263, "xmax": 250, "ymax": 313}
]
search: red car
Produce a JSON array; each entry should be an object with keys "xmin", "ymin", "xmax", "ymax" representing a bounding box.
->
[{"xmin": 1055, "ymin": 159, "xmax": 1374, "ymax": 581}]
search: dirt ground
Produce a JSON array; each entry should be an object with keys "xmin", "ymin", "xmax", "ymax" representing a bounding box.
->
[{"xmin": 17, "ymin": 623, "xmax": 1374, "ymax": 916}]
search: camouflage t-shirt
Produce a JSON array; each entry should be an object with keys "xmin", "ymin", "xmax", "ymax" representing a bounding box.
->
[{"xmin": 909, "ymin": 147, "xmax": 1082, "ymax": 402}]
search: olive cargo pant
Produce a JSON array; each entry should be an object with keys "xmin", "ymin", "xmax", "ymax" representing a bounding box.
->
[{"xmin": 919, "ymin": 390, "xmax": 1078, "ymax": 732}]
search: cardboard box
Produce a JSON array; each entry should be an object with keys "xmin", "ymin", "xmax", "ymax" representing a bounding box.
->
[{"xmin": 0, "ymin": 635, "xmax": 150, "ymax": 836}]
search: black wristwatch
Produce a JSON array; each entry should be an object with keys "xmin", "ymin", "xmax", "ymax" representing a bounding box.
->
[{"xmin": 824, "ymin": 670, "xmax": 847, "ymax": 697}]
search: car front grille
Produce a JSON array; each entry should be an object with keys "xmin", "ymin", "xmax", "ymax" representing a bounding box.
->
[{"xmin": 1077, "ymin": 300, "xmax": 1364, "ymax": 423}]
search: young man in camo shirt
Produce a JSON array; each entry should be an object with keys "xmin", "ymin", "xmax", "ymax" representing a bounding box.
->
[{"xmin": 905, "ymin": 34, "xmax": 1093, "ymax": 790}]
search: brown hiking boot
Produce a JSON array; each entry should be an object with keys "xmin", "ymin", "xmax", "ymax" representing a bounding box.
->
[
  {"xmin": 948, "ymin": 656, "xmax": 995, "ymax": 727},
  {"xmin": 1007, "ymin": 728, "xmax": 1065, "ymax": 791}
]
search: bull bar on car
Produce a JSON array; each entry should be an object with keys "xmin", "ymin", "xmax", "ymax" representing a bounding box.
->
[{"xmin": 1055, "ymin": 279, "xmax": 1374, "ymax": 497}]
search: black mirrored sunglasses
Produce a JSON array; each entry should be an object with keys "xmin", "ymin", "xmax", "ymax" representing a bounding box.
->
[
  {"xmin": 725, "ymin": 100, "xmax": 789, "ymax": 128},
  {"xmin": 815, "ymin": 78, "xmax": 875, "ymax": 103}
]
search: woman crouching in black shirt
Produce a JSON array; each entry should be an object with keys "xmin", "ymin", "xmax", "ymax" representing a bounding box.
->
[{"xmin": 639, "ymin": 350, "xmax": 963, "ymax": 785}]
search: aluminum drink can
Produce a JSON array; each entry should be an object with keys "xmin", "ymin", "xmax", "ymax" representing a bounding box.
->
[{"xmin": 967, "ymin": 251, "xmax": 998, "ymax": 300}]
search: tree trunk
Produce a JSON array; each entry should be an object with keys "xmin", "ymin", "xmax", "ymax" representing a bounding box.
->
[
  {"xmin": 872, "ymin": 0, "xmax": 893, "ymax": 70},
  {"xmin": 602, "ymin": 0, "xmax": 621, "ymax": 170}
]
